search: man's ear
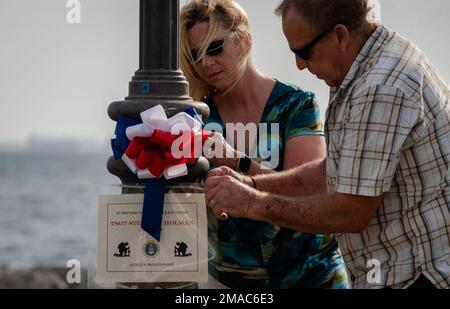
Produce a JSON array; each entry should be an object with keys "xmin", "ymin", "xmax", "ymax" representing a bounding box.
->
[{"xmin": 334, "ymin": 24, "xmax": 350, "ymax": 51}]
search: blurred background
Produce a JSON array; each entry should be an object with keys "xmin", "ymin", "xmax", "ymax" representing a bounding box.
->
[{"xmin": 0, "ymin": 0, "xmax": 449, "ymax": 287}]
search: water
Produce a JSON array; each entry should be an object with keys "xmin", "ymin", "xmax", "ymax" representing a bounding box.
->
[{"xmin": 0, "ymin": 151, "xmax": 120, "ymax": 269}]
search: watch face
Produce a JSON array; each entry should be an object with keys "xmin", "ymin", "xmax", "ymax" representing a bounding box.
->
[{"xmin": 238, "ymin": 155, "xmax": 251, "ymax": 173}]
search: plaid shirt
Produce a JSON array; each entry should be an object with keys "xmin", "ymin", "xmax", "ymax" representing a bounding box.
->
[{"xmin": 325, "ymin": 25, "xmax": 450, "ymax": 288}]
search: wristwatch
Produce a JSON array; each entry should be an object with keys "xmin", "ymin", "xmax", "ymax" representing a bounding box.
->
[{"xmin": 236, "ymin": 154, "xmax": 251, "ymax": 174}]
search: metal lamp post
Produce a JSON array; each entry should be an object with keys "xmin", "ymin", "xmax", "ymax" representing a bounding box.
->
[
  {"xmin": 106, "ymin": 0, "xmax": 209, "ymax": 288},
  {"xmin": 107, "ymin": 0, "xmax": 209, "ymax": 189}
]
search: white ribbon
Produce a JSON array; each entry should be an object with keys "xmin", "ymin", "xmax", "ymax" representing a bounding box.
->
[{"xmin": 122, "ymin": 105, "xmax": 202, "ymax": 179}]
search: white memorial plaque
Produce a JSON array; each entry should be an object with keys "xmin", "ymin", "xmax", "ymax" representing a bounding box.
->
[{"xmin": 96, "ymin": 193, "xmax": 208, "ymax": 283}]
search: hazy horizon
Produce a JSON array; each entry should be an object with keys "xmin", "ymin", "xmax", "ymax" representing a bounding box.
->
[{"xmin": 1, "ymin": 0, "xmax": 449, "ymax": 144}]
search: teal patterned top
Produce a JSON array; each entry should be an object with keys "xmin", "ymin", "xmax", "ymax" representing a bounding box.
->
[{"xmin": 204, "ymin": 80, "xmax": 349, "ymax": 289}]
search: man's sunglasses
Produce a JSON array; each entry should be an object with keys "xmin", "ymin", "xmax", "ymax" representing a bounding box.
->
[
  {"xmin": 290, "ymin": 29, "xmax": 331, "ymax": 60},
  {"xmin": 191, "ymin": 39, "xmax": 225, "ymax": 62}
]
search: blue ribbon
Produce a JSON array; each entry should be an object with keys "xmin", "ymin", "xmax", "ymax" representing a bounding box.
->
[
  {"xmin": 111, "ymin": 109, "xmax": 201, "ymax": 241},
  {"xmin": 142, "ymin": 178, "xmax": 166, "ymax": 241},
  {"xmin": 185, "ymin": 106, "xmax": 204, "ymax": 126},
  {"xmin": 111, "ymin": 115, "xmax": 140, "ymax": 160}
]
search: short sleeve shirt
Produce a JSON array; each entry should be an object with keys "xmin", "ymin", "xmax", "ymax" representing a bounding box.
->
[{"xmin": 325, "ymin": 25, "xmax": 450, "ymax": 288}]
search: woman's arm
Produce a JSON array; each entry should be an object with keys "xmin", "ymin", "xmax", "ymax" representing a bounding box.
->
[
  {"xmin": 205, "ymin": 133, "xmax": 326, "ymax": 176},
  {"xmin": 204, "ymin": 132, "xmax": 277, "ymax": 176},
  {"xmin": 206, "ymin": 133, "xmax": 327, "ymax": 196},
  {"xmin": 246, "ymin": 134, "xmax": 325, "ymax": 176},
  {"xmin": 283, "ymin": 135, "xmax": 326, "ymax": 170},
  {"xmin": 263, "ymin": 135, "xmax": 326, "ymax": 196}
]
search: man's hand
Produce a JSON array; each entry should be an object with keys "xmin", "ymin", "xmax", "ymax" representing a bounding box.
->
[
  {"xmin": 207, "ymin": 166, "xmax": 254, "ymax": 187},
  {"xmin": 204, "ymin": 170, "xmax": 264, "ymax": 221}
]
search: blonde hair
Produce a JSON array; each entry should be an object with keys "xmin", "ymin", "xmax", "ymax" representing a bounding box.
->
[{"xmin": 180, "ymin": 0, "xmax": 252, "ymax": 101}]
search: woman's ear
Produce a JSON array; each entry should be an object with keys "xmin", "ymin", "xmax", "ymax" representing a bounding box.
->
[
  {"xmin": 246, "ymin": 32, "xmax": 253, "ymax": 48},
  {"xmin": 238, "ymin": 31, "xmax": 252, "ymax": 53}
]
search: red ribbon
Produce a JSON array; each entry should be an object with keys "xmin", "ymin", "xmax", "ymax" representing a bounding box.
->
[{"xmin": 125, "ymin": 130, "xmax": 209, "ymax": 178}]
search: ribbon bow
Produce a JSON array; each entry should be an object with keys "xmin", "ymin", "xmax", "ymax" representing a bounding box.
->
[{"xmin": 111, "ymin": 105, "xmax": 208, "ymax": 241}]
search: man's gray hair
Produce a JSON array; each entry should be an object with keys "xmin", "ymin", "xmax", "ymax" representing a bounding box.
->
[{"xmin": 275, "ymin": 0, "xmax": 372, "ymax": 34}]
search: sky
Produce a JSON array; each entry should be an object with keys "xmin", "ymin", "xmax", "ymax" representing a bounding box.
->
[{"xmin": 0, "ymin": 0, "xmax": 449, "ymax": 145}]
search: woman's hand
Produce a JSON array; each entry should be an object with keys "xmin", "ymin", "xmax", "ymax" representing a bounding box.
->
[{"xmin": 203, "ymin": 132, "xmax": 242, "ymax": 169}]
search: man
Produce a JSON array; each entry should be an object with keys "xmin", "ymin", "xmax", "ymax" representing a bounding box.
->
[{"xmin": 204, "ymin": 0, "xmax": 450, "ymax": 289}]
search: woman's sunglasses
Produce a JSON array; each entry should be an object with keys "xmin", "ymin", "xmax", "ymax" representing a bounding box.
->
[{"xmin": 191, "ymin": 39, "xmax": 225, "ymax": 62}]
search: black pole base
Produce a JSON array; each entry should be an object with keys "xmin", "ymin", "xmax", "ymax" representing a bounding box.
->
[{"xmin": 108, "ymin": 98, "xmax": 209, "ymax": 122}]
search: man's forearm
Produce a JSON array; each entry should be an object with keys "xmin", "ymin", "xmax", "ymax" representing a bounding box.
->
[
  {"xmin": 248, "ymin": 192, "xmax": 373, "ymax": 234},
  {"xmin": 252, "ymin": 159, "xmax": 326, "ymax": 197}
]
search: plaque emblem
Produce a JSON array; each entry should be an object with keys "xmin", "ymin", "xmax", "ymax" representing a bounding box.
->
[{"xmin": 143, "ymin": 241, "xmax": 159, "ymax": 258}]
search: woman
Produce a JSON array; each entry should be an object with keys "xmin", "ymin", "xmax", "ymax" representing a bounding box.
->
[{"xmin": 180, "ymin": 0, "xmax": 348, "ymax": 289}]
